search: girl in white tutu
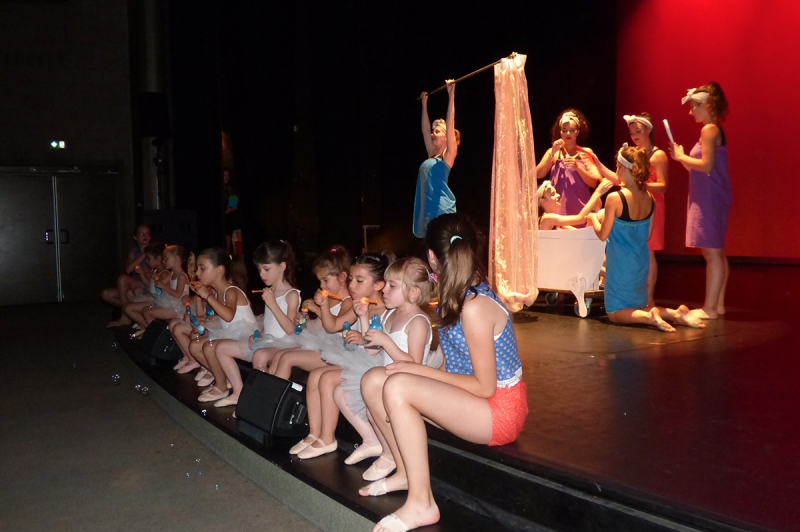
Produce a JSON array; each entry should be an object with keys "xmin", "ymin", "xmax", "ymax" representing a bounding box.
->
[
  {"xmin": 290, "ymin": 253, "xmax": 390, "ymax": 460},
  {"xmin": 122, "ymin": 243, "xmax": 167, "ymax": 328},
  {"xmin": 137, "ymin": 245, "xmax": 195, "ymax": 326},
  {"xmin": 268, "ymin": 245, "xmax": 354, "ymax": 380},
  {"xmin": 210, "ymin": 240, "xmax": 301, "ymax": 408},
  {"xmin": 169, "ymin": 248, "xmax": 256, "ymax": 402}
]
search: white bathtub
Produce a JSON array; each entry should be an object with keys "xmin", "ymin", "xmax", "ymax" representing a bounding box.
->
[{"xmin": 537, "ymin": 227, "xmax": 606, "ymax": 317}]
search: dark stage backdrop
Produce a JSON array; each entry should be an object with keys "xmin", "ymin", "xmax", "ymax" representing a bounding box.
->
[
  {"xmin": 166, "ymin": 0, "xmax": 618, "ymax": 258},
  {"xmin": 617, "ymin": 0, "xmax": 800, "ymax": 259}
]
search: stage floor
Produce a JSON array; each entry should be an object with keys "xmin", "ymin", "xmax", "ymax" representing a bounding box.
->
[{"xmin": 503, "ymin": 261, "xmax": 800, "ymax": 531}]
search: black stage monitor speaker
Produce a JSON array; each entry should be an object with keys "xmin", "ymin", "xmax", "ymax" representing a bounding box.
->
[
  {"xmin": 237, "ymin": 372, "xmax": 308, "ymax": 443},
  {"xmin": 140, "ymin": 320, "xmax": 181, "ymax": 362}
]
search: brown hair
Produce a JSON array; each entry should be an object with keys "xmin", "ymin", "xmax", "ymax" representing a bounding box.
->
[
  {"xmin": 385, "ymin": 257, "xmax": 434, "ymax": 306},
  {"xmin": 199, "ymin": 247, "xmax": 248, "ymax": 291},
  {"xmin": 144, "ymin": 242, "xmax": 166, "ymax": 258},
  {"xmin": 618, "ymin": 145, "xmax": 651, "ymax": 190},
  {"xmin": 312, "ymin": 245, "xmax": 352, "ymax": 278},
  {"xmin": 425, "ymin": 213, "xmax": 487, "ymax": 329},
  {"xmin": 165, "ymin": 245, "xmax": 196, "ymax": 281},
  {"xmin": 253, "ymin": 240, "xmax": 296, "ymax": 287},
  {"xmin": 698, "ymin": 81, "xmax": 728, "ymax": 122},
  {"xmin": 550, "ymin": 108, "xmax": 590, "ymax": 144}
]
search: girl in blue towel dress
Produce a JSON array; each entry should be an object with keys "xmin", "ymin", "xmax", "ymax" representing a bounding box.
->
[{"xmin": 587, "ymin": 145, "xmax": 705, "ymax": 332}]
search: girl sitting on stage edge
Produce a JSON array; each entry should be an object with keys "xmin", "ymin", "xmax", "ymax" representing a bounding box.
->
[{"xmin": 360, "ymin": 213, "xmax": 528, "ymax": 532}]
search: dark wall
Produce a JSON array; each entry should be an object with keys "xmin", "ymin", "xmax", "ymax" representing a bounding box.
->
[
  {"xmin": 167, "ymin": 0, "xmax": 618, "ymax": 257},
  {"xmin": 0, "ymin": 0, "xmax": 135, "ymax": 263}
]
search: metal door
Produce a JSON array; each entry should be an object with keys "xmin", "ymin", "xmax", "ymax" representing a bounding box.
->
[
  {"xmin": 0, "ymin": 175, "xmax": 59, "ymax": 305},
  {"xmin": 56, "ymin": 173, "xmax": 118, "ymax": 301}
]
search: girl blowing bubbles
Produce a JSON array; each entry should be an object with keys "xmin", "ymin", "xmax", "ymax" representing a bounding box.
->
[
  {"xmin": 170, "ymin": 249, "xmax": 257, "ymax": 402},
  {"xmin": 587, "ymin": 145, "xmax": 705, "ymax": 332},
  {"xmin": 267, "ymin": 245, "xmax": 354, "ymax": 380},
  {"xmin": 360, "ymin": 214, "xmax": 528, "ymax": 532},
  {"xmin": 212, "ymin": 241, "xmax": 300, "ymax": 408},
  {"xmin": 669, "ymin": 82, "xmax": 731, "ymax": 320},
  {"xmin": 357, "ymin": 258, "xmax": 436, "ymax": 487},
  {"xmin": 290, "ymin": 254, "xmax": 390, "ymax": 461},
  {"xmin": 142, "ymin": 245, "xmax": 194, "ymax": 325}
]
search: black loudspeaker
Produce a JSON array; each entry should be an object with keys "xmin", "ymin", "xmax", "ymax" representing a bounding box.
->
[
  {"xmin": 236, "ymin": 371, "xmax": 308, "ymax": 443},
  {"xmin": 139, "ymin": 320, "xmax": 181, "ymax": 362}
]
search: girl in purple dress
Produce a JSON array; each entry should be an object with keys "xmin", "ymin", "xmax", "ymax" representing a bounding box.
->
[
  {"xmin": 536, "ymin": 109, "xmax": 603, "ymax": 226},
  {"xmin": 669, "ymin": 82, "xmax": 731, "ymax": 320}
]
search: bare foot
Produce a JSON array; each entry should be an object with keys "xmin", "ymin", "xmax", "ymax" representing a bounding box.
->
[
  {"xmin": 676, "ymin": 305, "xmax": 706, "ymax": 329},
  {"xmin": 716, "ymin": 305, "xmax": 726, "ymax": 316},
  {"xmin": 689, "ymin": 308, "xmax": 718, "ymax": 320},
  {"xmin": 649, "ymin": 308, "xmax": 675, "ymax": 333},
  {"xmin": 359, "ymin": 473, "xmax": 408, "ymax": 497},
  {"xmin": 373, "ymin": 498, "xmax": 440, "ymax": 532},
  {"xmin": 106, "ymin": 317, "xmax": 131, "ymax": 328}
]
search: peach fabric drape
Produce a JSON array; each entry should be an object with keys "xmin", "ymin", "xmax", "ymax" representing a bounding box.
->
[{"xmin": 489, "ymin": 54, "xmax": 538, "ymax": 312}]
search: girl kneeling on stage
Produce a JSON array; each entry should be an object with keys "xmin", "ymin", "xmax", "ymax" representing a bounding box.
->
[
  {"xmin": 360, "ymin": 213, "xmax": 528, "ymax": 532},
  {"xmin": 587, "ymin": 145, "xmax": 705, "ymax": 332}
]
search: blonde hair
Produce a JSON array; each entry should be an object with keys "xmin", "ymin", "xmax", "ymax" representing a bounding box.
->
[{"xmin": 384, "ymin": 257, "xmax": 434, "ymax": 306}]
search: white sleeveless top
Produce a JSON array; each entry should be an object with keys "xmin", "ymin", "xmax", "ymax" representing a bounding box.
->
[
  {"xmin": 381, "ymin": 309, "xmax": 433, "ymax": 366},
  {"xmin": 220, "ymin": 285, "xmax": 258, "ymax": 330},
  {"xmin": 170, "ymin": 273, "xmax": 190, "ymax": 297},
  {"xmin": 263, "ymin": 288, "xmax": 301, "ymax": 337}
]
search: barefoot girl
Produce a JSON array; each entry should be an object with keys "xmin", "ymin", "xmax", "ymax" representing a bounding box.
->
[
  {"xmin": 211, "ymin": 240, "xmax": 300, "ymax": 408},
  {"xmin": 587, "ymin": 145, "xmax": 705, "ymax": 332},
  {"xmin": 669, "ymin": 82, "xmax": 731, "ymax": 319},
  {"xmin": 413, "ymin": 80, "xmax": 459, "ymax": 238},
  {"xmin": 360, "ymin": 213, "xmax": 528, "ymax": 532}
]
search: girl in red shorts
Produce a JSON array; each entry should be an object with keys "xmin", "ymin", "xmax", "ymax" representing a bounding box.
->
[{"xmin": 360, "ymin": 212, "xmax": 528, "ymax": 532}]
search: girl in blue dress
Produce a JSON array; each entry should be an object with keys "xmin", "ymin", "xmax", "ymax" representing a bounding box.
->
[
  {"xmin": 587, "ymin": 145, "xmax": 705, "ymax": 332},
  {"xmin": 413, "ymin": 80, "xmax": 460, "ymax": 238}
]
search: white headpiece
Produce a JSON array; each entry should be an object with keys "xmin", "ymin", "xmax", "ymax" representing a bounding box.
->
[
  {"xmin": 537, "ymin": 180, "xmax": 552, "ymax": 199},
  {"xmin": 431, "ymin": 119, "xmax": 447, "ymax": 132},
  {"xmin": 623, "ymin": 114, "xmax": 653, "ymax": 130},
  {"xmin": 681, "ymin": 88, "xmax": 709, "ymax": 105},
  {"xmin": 559, "ymin": 112, "xmax": 580, "ymax": 128},
  {"xmin": 617, "ymin": 142, "xmax": 633, "ymax": 170}
]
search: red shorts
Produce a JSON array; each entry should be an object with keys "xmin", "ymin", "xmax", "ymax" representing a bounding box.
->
[{"xmin": 487, "ymin": 381, "xmax": 528, "ymax": 446}]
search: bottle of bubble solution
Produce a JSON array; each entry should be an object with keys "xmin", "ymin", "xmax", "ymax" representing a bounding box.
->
[
  {"xmin": 364, "ymin": 314, "xmax": 383, "ymax": 349},
  {"xmin": 294, "ymin": 307, "xmax": 309, "ymax": 335},
  {"xmin": 251, "ymin": 329, "xmax": 260, "ymax": 351},
  {"xmin": 205, "ymin": 304, "xmax": 215, "ymax": 321},
  {"xmin": 342, "ymin": 321, "xmax": 356, "ymax": 351},
  {"xmin": 189, "ymin": 313, "xmax": 206, "ymax": 336}
]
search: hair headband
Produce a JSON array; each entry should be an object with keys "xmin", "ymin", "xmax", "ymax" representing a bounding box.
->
[
  {"xmin": 432, "ymin": 119, "xmax": 447, "ymax": 132},
  {"xmin": 560, "ymin": 112, "xmax": 580, "ymax": 127},
  {"xmin": 681, "ymin": 88, "xmax": 709, "ymax": 105},
  {"xmin": 623, "ymin": 114, "xmax": 653, "ymax": 130},
  {"xmin": 537, "ymin": 180, "xmax": 552, "ymax": 199},
  {"xmin": 617, "ymin": 142, "xmax": 633, "ymax": 170}
]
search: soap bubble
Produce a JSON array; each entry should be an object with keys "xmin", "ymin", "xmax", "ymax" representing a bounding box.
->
[
  {"xmin": 72, "ymin": 363, "xmax": 77, "ymax": 369},
  {"xmin": 186, "ymin": 472, "xmax": 190, "ymax": 479},
  {"xmin": 199, "ymin": 471, "xmax": 202, "ymax": 476},
  {"xmin": 215, "ymin": 484, "xmax": 219, "ymax": 490},
  {"xmin": 195, "ymin": 458, "xmax": 201, "ymax": 463},
  {"xmin": 134, "ymin": 385, "xmax": 142, "ymax": 393},
  {"xmin": 111, "ymin": 342, "xmax": 118, "ymax": 349},
  {"xmin": 141, "ymin": 387, "xmax": 149, "ymax": 396},
  {"xmin": 111, "ymin": 374, "xmax": 121, "ymax": 386},
  {"xmin": 170, "ymin": 444, "xmax": 174, "ymax": 448},
  {"xmin": 201, "ymin": 409, "xmax": 207, "ymax": 417}
]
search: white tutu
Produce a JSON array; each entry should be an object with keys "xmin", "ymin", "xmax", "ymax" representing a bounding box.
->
[
  {"xmin": 250, "ymin": 332, "xmax": 301, "ymax": 351},
  {"xmin": 318, "ymin": 333, "xmax": 385, "ymax": 421},
  {"xmin": 153, "ymin": 292, "xmax": 185, "ymax": 315},
  {"xmin": 131, "ymin": 292, "xmax": 155, "ymax": 303}
]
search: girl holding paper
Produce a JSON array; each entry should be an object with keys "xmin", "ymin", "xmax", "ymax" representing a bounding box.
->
[{"xmin": 669, "ymin": 82, "xmax": 731, "ymax": 320}]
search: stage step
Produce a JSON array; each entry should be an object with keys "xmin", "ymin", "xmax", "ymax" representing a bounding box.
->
[{"xmin": 118, "ymin": 326, "xmax": 749, "ymax": 532}]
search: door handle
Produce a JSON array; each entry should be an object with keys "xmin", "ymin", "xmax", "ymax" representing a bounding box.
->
[
  {"xmin": 45, "ymin": 230, "xmax": 55, "ymax": 243},
  {"xmin": 60, "ymin": 229, "xmax": 70, "ymax": 244}
]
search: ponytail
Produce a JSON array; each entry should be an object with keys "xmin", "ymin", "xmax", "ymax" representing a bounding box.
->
[
  {"xmin": 198, "ymin": 247, "xmax": 248, "ymax": 290},
  {"xmin": 425, "ymin": 213, "xmax": 486, "ymax": 329},
  {"xmin": 186, "ymin": 252, "xmax": 197, "ymax": 282}
]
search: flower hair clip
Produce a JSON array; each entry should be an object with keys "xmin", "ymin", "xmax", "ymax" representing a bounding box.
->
[{"xmin": 428, "ymin": 271, "xmax": 438, "ymax": 283}]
